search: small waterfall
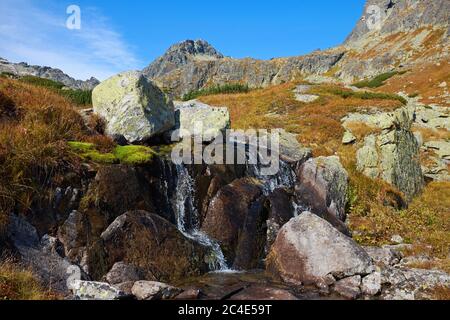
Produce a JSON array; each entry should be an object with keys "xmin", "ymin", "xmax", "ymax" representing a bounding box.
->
[
  {"xmin": 246, "ymin": 159, "xmax": 297, "ymax": 195},
  {"xmin": 173, "ymin": 165, "xmax": 229, "ymax": 271}
]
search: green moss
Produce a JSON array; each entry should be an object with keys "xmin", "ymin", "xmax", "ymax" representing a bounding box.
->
[
  {"xmin": 67, "ymin": 141, "xmax": 95, "ymax": 152},
  {"xmin": 68, "ymin": 141, "xmax": 157, "ymax": 165},
  {"xmin": 113, "ymin": 145, "xmax": 155, "ymax": 165},
  {"xmin": 83, "ymin": 151, "xmax": 117, "ymax": 164}
]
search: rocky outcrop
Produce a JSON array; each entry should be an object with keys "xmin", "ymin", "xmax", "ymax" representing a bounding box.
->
[
  {"xmin": 92, "ymin": 71, "xmax": 175, "ymax": 143},
  {"xmin": 345, "ymin": 0, "xmax": 450, "ymax": 45},
  {"xmin": 344, "ymin": 106, "xmax": 424, "ymax": 200},
  {"xmin": 295, "ymin": 156, "xmax": 350, "ymax": 235},
  {"xmin": 0, "ymin": 57, "xmax": 99, "ymax": 90},
  {"xmin": 201, "ymin": 178, "xmax": 268, "ymax": 269},
  {"xmin": 267, "ymin": 212, "xmax": 374, "ymax": 287},
  {"xmin": 173, "ymin": 100, "xmax": 231, "ymax": 141},
  {"xmin": 97, "ymin": 210, "xmax": 209, "ymax": 283}
]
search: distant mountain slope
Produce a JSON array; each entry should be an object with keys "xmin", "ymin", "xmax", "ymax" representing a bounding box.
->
[
  {"xmin": 0, "ymin": 57, "xmax": 99, "ymax": 90},
  {"xmin": 142, "ymin": 39, "xmax": 346, "ymax": 98},
  {"xmin": 143, "ymin": 0, "xmax": 449, "ymax": 99}
]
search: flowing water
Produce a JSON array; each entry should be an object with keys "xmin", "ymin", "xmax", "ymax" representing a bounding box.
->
[{"xmin": 173, "ymin": 164, "xmax": 229, "ymax": 271}]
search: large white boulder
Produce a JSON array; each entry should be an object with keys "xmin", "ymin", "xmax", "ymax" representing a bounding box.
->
[{"xmin": 92, "ymin": 71, "xmax": 175, "ymax": 143}]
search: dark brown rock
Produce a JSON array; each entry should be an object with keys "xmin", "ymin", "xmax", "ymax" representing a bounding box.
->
[
  {"xmin": 201, "ymin": 178, "xmax": 268, "ymax": 269},
  {"xmin": 96, "ymin": 210, "xmax": 209, "ymax": 283}
]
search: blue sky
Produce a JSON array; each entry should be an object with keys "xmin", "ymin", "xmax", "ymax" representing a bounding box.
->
[{"xmin": 0, "ymin": 0, "xmax": 366, "ymax": 80}]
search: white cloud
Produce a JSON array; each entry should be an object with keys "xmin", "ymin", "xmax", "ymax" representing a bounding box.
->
[{"xmin": 0, "ymin": 0, "xmax": 142, "ymax": 80}]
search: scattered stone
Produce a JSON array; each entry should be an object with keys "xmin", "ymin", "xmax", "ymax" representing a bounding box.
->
[
  {"xmin": 92, "ymin": 71, "xmax": 175, "ymax": 143},
  {"xmin": 390, "ymin": 235, "xmax": 404, "ymax": 245},
  {"xmin": 333, "ymin": 275, "xmax": 362, "ymax": 300},
  {"xmin": 131, "ymin": 281, "xmax": 183, "ymax": 300},
  {"xmin": 361, "ymin": 272, "xmax": 382, "ymax": 296},
  {"xmin": 438, "ymin": 81, "xmax": 447, "ymax": 88},
  {"xmin": 71, "ymin": 280, "xmax": 126, "ymax": 300},
  {"xmin": 267, "ymin": 212, "xmax": 374, "ymax": 286},
  {"xmin": 363, "ymin": 246, "xmax": 402, "ymax": 267}
]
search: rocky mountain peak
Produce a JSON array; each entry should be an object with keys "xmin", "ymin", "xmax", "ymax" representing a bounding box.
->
[
  {"xmin": 166, "ymin": 39, "xmax": 224, "ymax": 59},
  {"xmin": 345, "ymin": 0, "xmax": 449, "ymax": 44},
  {"xmin": 143, "ymin": 39, "xmax": 223, "ymax": 79}
]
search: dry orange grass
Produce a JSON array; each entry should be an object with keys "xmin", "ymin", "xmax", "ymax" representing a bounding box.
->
[
  {"xmin": 200, "ymin": 82, "xmax": 402, "ymax": 156},
  {"xmin": 377, "ymin": 58, "xmax": 450, "ymax": 106},
  {"xmin": 0, "ymin": 259, "xmax": 59, "ymax": 300},
  {"xmin": 0, "ymin": 78, "xmax": 86, "ymax": 221}
]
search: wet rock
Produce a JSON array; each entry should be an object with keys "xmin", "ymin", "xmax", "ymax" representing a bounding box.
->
[
  {"xmin": 265, "ymin": 188, "xmax": 296, "ymax": 252},
  {"xmin": 96, "ymin": 210, "xmax": 209, "ymax": 283},
  {"xmin": 71, "ymin": 280, "xmax": 126, "ymax": 300},
  {"xmin": 201, "ymin": 178, "xmax": 268, "ymax": 269},
  {"xmin": 92, "ymin": 71, "xmax": 175, "ymax": 143},
  {"xmin": 105, "ymin": 262, "xmax": 144, "ymax": 285},
  {"xmin": 175, "ymin": 288, "xmax": 203, "ymax": 300},
  {"xmin": 295, "ymin": 156, "xmax": 350, "ymax": 235},
  {"xmin": 230, "ymin": 285, "xmax": 299, "ymax": 300},
  {"xmin": 361, "ymin": 272, "xmax": 382, "ymax": 296},
  {"xmin": 267, "ymin": 212, "xmax": 374, "ymax": 287},
  {"xmin": 333, "ymin": 275, "xmax": 361, "ymax": 300},
  {"xmin": 132, "ymin": 281, "xmax": 183, "ymax": 300}
]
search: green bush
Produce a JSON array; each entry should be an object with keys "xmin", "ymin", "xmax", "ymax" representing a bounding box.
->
[
  {"xmin": 353, "ymin": 71, "xmax": 407, "ymax": 89},
  {"xmin": 326, "ymin": 87, "xmax": 407, "ymax": 105},
  {"xmin": 182, "ymin": 83, "xmax": 251, "ymax": 101},
  {"xmin": 19, "ymin": 76, "xmax": 92, "ymax": 106}
]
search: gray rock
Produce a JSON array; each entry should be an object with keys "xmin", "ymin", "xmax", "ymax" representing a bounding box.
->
[
  {"xmin": 131, "ymin": 281, "xmax": 183, "ymax": 300},
  {"xmin": 71, "ymin": 280, "xmax": 126, "ymax": 300},
  {"xmin": 57, "ymin": 210, "xmax": 88, "ymax": 262},
  {"xmin": 267, "ymin": 212, "xmax": 374, "ymax": 286},
  {"xmin": 105, "ymin": 262, "xmax": 143, "ymax": 285},
  {"xmin": 333, "ymin": 275, "xmax": 362, "ymax": 300},
  {"xmin": 380, "ymin": 267, "xmax": 450, "ymax": 300},
  {"xmin": 424, "ymin": 141, "xmax": 450, "ymax": 160},
  {"xmin": 361, "ymin": 272, "xmax": 382, "ymax": 296},
  {"xmin": 352, "ymin": 106, "xmax": 424, "ymax": 200},
  {"xmin": 363, "ymin": 246, "xmax": 402, "ymax": 267},
  {"xmin": 293, "ymin": 85, "xmax": 320, "ymax": 103},
  {"xmin": 390, "ymin": 234, "xmax": 404, "ymax": 244},
  {"xmin": 92, "ymin": 71, "xmax": 175, "ymax": 143},
  {"xmin": 295, "ymin": 156, "xmax": 349, "ymax": 226},
  {"xmin": 173, "ymin": 100, "xmax": 230, "ymax": 141}
]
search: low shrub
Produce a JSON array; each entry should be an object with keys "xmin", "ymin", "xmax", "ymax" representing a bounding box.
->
[
  {"xmin": 353, "ymin": 71, "xmax": 407, "ymax": 88},
  {"xmin": 182, "ymin": 83, "xmax": 251, "ymax": 101}
]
